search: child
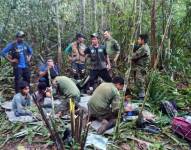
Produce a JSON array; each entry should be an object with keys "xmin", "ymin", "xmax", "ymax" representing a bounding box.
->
[
  {"xmin": 124, "ymin": 89, "xmax": 133, "ymax": 115},
  {"xmin": 12, "ymin": 81, "xmax": 32, "ymax": 117},
  {"xmin": 33, "ymin": 82, "xmax": 52, "ymax": 107}
]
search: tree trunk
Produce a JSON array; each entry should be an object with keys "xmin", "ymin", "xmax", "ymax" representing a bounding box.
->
[
  {"xmin": 150, "ymin": 0, "xmax": 157, "ymax": 67},
  {"xmin": 80, "ymin": 0, "xmax": 86, "ymax": 32},
  {"xmin": 138, "ymin": 0, "xmax": 143, "ymax": 34},
  {"xmin": 56, "ymin": 0, "xmax": 63, "ymax": 69},
  {"xmin": 92, "ymin": 0, "xmax": 97, "ymax": 32},
  {"xmin": 101, "ymin": 0, "xmax": 104, "ymax": 31}
]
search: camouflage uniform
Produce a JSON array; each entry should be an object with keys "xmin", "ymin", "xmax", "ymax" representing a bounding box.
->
[
  {"xmin": 88, "ymin": 82, "xmax": 120, "ymax": 118},
  {"xmin": 54, "ymin": 76, "xmax": 81, "ymax": 113},
  {"xmin": 105, "ymin": 37, "xmax": 120, "ymax": 60},
  {"xmin": 131, "ymin": 43, "xmax": 150, "ymax": 98},
  {"xmin": 105, "ymin": 37, "xmax": 120, "ymax": 76}
]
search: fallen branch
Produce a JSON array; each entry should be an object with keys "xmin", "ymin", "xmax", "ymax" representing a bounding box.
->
[
  {"xmin": 162, "ymin": 132, "xmax": 180, "ymax": 144},
  {"xmin": 126, "ymin": 136, "xmax": 152, "ymax": 147},
  {"xmin": 32, "ymin": 93, "xmax": 64, "ymax": 150}
]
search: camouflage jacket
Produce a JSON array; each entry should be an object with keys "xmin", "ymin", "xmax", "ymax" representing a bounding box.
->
[
  {"xmin": 105, "ymin": 37, "xmax": 120, "ymax": 59},
  {"xmin": 132, "ymin": 43, "xmax": 151, "ymax": 68}
]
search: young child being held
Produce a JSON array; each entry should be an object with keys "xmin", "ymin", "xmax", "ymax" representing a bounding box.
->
[{"xmin": 124, "ymin": 89, "xmax": 133, "ymax": 115}]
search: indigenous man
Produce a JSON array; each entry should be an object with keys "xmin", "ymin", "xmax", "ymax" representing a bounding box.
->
[
  {"xmin": 39, "ymin": 58, "xmax": 60, "ymax": 86},
  {"xmin": 1, "ymin": 31, "xmax": 33, "ymax": 93},
  {"xmin": 68, "ymin": 33, "xmax": 86, "ymax": 79}
]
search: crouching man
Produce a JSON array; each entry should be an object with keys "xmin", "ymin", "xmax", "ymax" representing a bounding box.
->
[
  {"xmin": 52, "ymin": 76, "xmax": 81, "ymax": 114},
  {"xmin": 88, "ymin": 76, "xmax": 124, "ymax": 134},
  {"xmin": 12, "ymin": 81, "xmax": 32, "ymax": 117}
]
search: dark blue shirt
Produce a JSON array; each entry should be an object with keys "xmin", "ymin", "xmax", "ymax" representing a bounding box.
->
[
  {"xmin": 1, "ymin": 41, "xmax": 33, "ymax": 68},
  {"xmin": 40, "ymin": 64, "xmax": 60, "ymax": 79}
]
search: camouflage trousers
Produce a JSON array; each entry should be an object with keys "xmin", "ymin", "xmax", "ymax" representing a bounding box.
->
[
  {"xmin": 108, "ymin": 59, "xmax": 119, "ymax": 78},
  {"xmin": 129, "ymin": 67, "xmax": 147, "ymax": 98}
]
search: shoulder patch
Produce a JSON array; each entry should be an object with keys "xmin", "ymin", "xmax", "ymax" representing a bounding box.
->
[
  {"xmin": 98, "ymin": 48, "xmax": 103, "ymax": 52},
  {"xmin": 91, "ymin": 49, "xmax": 95, "ymax": 53}
]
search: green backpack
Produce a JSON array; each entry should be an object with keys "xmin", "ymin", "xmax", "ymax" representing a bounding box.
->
[{"xmin": 64, "ymin": 43, "xmax": 72, "ymax": 55}]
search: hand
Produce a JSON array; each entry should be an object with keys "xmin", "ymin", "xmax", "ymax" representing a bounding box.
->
[
  {"xmin": 10, "ymin": 58, "xmax": 18, "ymax": 63},
  {"xmin": 113, "ymin": 58, "xmax": 117, "ymax": 64},
  {"xmin": 125, "ymin": 106, "xmax": 133, "ymax": 112},
  {"xmin": 47, "ymin": 65, "xmax": 53, "ymax": 69},
  {"xmin": 113, "ymin": 59, "xmax": 117, "ymax": 66},
  {"xmin": 27, "ymin": 56, "xmax": 31, "ymax": 62},
  {"xmin": 46, "ymin": 92, "xmax": 51, "ymax": 97},
  {"xmin": 45, "ymin": 88, "xmax": 52, "ymax": 97},
  {"xmin": 107, "ymin": 64, "xmax": 111, "ymax": 70},
  {"xmin": 68, "ymin": 58, "xmax": 72, "ymax": 64},
  {"xmin": 55, "ymin": 111, "xmax": 62, "ymax": 118}
]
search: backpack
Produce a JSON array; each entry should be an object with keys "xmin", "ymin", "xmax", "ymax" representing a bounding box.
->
[
  {"xmin": 9, "ymin": 42, "xmax": 19, "ymax": 60},
  {"xmin": 160, "ymin": 100, "xmax": 178, "ymax": 118},
  {"xmin": 9, "ymin": 41, "xmax": 30, "ymax": 62},
  {"xmin": 64, "ymin": 43, "xmax": 72, "ymax": 54},
  {"xmin": 172, "ymin": 117, "xmax": 191, "ymax": 142}
]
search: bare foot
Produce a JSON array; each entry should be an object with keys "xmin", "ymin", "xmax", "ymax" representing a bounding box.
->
[
  {"xmin": 55, "ymin": 111, "xmax": 62, "ymax": 118},
  {"xmin": 97, "ymin": 119, "xmax": 109, "ymax": 134}
]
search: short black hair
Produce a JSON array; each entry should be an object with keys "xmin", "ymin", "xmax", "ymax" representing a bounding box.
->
[
  {"xmin": 76, "ymin": 33, "xmax": 86, "ymax": 39},
  {"xmin": 19, "ymin": 81, "xmax": 29, "ymax": 90},
  {"xmin": 125, "ymin": 89, "xmax": 132, "ymax": 96},
  {"xmin": 38, "ymin": 82, "xmax": 48, "ymax": 91},
  {"xmin": 46, "ymin": 57, "xmax": 53, "ymax": 62},
  {"xmin": 139, "ymin": 34, "xmax": 149, "ymax": 43},
  {"xmin": 112, "ymin": 76, "xmax": 124, "ymax": 85},
  {"xmin": 103, "ymin": 29, "xmax": 111, "ymax": 33}
]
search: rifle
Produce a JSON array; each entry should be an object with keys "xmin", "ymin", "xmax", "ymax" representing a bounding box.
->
[{"xmin": 132, "ymin": 53, "xmax": 149, "ymax": 64}]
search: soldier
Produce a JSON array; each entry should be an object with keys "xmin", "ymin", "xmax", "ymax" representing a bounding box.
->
[
  {"xmin": 52, "ymin": 76, "xmax": 81, "ymax": 114},
  {"xmin": 88, "ymin": 76, "xmax": 124, "ymax": 134},
  {"xmin": 84, "ymin": 33, "xmax": 112, "ymax": 92},
  {"xmin": 131, "ymin": 34, "xmax": 151, "ymax": 100},
  {"xmin": 103, "ymin": 30, "xmax": 120, "ymax": 65}
]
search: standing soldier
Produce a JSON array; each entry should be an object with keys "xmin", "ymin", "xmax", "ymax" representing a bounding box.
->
[
  {"xmin": 84, "ymin": 33, "xmax": 112, "ymax": 91},
  {"xmin": 1, "ymin": 31, "xmax": 33, "ymax": 93},
  {"xmin": 103, "ymin": 30, "xmax": 120, "ymax": 76},
  {"xmin": 131, "ymin": 34, "xmax": 150, "ymax": 100}
]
